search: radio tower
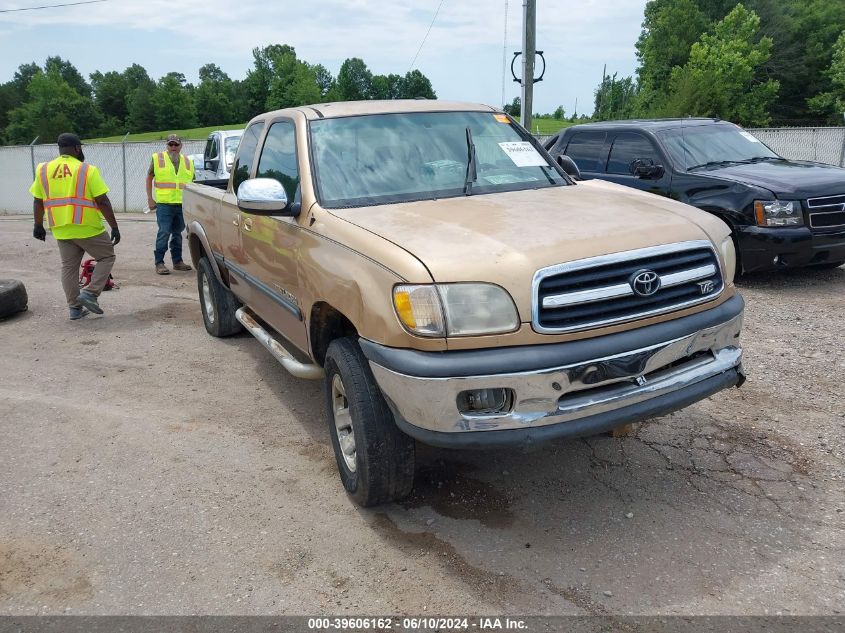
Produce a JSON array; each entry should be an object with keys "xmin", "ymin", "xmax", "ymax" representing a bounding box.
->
[{"xmin": 502, "ymin": 0, "xmax": 509, "ymax": 109}]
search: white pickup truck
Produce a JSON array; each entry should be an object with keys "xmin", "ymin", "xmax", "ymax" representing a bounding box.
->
[{"xmin": 189, "ymin": 129, "xmax": 244, "ymax": 189}]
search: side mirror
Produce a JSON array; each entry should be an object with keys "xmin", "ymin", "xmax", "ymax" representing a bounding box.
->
[
  {"xmin": 205, "ymin": 158, "xmax": 220, "ymax": 172},
  {"xmin": 631, "ymin": 159, "xmax": 665, "ymax": 180},
  {"xmin": 236, "ymin": 178, "xmax": 299, "ymax": 216},
  {"xmin": 557, "ymin": 155, "xmax": 582, "ymax": 180}
]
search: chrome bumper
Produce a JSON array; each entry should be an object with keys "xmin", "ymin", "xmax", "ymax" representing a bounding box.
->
[{"xmin": 368, "ymin": 311, "xmax": 743, "ymax": 440}]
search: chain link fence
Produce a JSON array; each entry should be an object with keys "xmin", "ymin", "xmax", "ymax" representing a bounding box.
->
[
  {"xmin": 1, "ymin": 128, "xmax": 844, "ymax": 214},
  {"xmin": 0, "ymin": 139, "xmax": 205, "ymax": 214},
  {"xmin": 747, "ymin": 127, "xmax": 845, "ymax": 167}
]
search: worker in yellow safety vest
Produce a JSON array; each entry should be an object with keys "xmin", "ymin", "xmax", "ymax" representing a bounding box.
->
[
  {"xmin": 145, "ymin": 134, "xmax": 195, "ymax": 275},
  {"xmin": 30, "ymin": 133, "xmax": 120, "ymax": 320}
]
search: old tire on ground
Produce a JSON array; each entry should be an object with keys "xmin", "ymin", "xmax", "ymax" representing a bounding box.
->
[
  {"xmin": 197, "ymin": 256, "xmax": 242, "ymax": 337},
  {"xmin": 324, "ymin": 336, "xmax": 415, "ymax": 506},
  {"xmin": 0, "ymin": 279, "xmax": 28, "ymax": 319}
]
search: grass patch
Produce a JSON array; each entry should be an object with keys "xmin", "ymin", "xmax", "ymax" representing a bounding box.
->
[
  {"xmin": 86, "ymin": 123, "xmax": 245, "ymax": 143},
  {"xmin": 525, "ymin": 118, "xmax": 578, "ymax": 135}
]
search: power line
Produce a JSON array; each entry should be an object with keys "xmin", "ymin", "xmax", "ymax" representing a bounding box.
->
[
  {"xmin": 0, "ymin": 0, "xmax": 106, "ymax": 13},
  {"xmin": 407, "ymin": 0, "xmax": 447, "ymax": 73}
]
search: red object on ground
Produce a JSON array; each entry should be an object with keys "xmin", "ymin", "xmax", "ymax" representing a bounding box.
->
[{"xmin": 79, "ymin": 258, "xmax": 115, "ymax": 291}]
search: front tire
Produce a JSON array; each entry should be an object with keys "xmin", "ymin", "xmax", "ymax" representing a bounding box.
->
[
  {"xmin": 324, "ymin": 337, "xmax": 415, "ymax": 506},
  {"xmin": 197, "ymin": 256, "xmax": 242, "ymax": 337}
]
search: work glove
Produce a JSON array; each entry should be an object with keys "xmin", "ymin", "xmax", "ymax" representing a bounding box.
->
[
  {"xmin": 33, "ymin": 224, "xmax": 46, "ymax": 241},
  {"xmin": 111, "ymin": 227, "xmax": 121, "ymax": 246}
]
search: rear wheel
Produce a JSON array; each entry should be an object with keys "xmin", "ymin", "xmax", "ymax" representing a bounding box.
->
[
  {"xmin": 324, "ymin": 337, "xmax": 415, "ymax": 506},
  {"xmin": 197, "ymin": 256, "xmax": 242, "ymax": 337}
]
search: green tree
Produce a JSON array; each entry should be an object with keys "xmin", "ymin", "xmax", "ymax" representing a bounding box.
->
[
  {"xmin": 285, "ymin": 63, "xmax": 322, "ymax": 106},
  {"xmin": 243, "ymin": 44, "xmax": 296, "ymax": 117},
  {"xmin": 312, "ymin": 64, "xmax": 335, "ymax": 99},
  {"xmin": 398, "ymin": 70, "xmax": 436, "ymax": 99},
  {"xmin": 634, "ymin": 0, "xmax": 709, "ymax": 112},
  {"xmin": 808, "ymin": 30, "xmax": 845, "ymax": 122},
  {"xmin": 593, "ymin": 73, "xmax": 638, "ymax": 120},
  {"xmin": 5, "ymin": 69, "xmax": 101, "ymax": 144},
  {"xmin": 126, "ymin": 75, "xmax": 157, "ymax": 133},
  {"xmin": 199, "ymin": 63, "xmax": 228, "ymax": 84},
  {"xmin": 661, "ymin": 4, "xmax": 779, "ymax": 125},
  {"xmin": 503, "ymin": 96, "xmax": 520, "ymax": 117},
  {"xmin": 90, "ymin": 70, "xmax": 129, "ymax": 124},
  {"xmin": 371, "ymin": 73, "xmax": 402, "ymax": 100},
  {"xmin": 336, "ymin": 58, "xmax": 372, "ymax": 101},
  {"xmin": 44, "ymin": 56, "xmax": 91, "ymax": 98},
  {"xmin": 266, "ymin": 47, "xmax": 300, "ymax": 109},
  {"xmin": 195, "ymin": 63, "xmax": 237, "ymax": 125},
  {"xmin": 151, "ymin": 73, "xmax": 197, "ymax": 129},
  {"xmin": 552, "ymin": 105, "xmax": 565, "ymax": 119}
]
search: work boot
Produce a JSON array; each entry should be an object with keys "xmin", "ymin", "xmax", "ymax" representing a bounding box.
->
[
  {"xmin": 76, "ymin": 290, "xmax": 103, "ymax": 315},
  {"xmin": 156, "ymin": 262, "xmax": 170, "ymax": 275},
  {"xmin": 173, "ymin": 261, "xmax": 193, "ymax": 272},
  {"xmin": 69, "ymin": 306, "xmax": 89, "ymax": 320}
]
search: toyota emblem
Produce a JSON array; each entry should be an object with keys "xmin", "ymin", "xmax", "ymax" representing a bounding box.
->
[{"xmin": 630, "ymin": 270, "xmax": 661, "ymax": 297}]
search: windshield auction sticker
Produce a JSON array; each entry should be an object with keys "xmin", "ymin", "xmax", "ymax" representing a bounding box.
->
[{"xmin": 498, "ymin": 141, "xmax": 548, "ymax": 167}]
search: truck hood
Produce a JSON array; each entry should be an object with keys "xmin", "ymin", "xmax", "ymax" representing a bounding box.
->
[
  {"xmin": 329, "ymin": 182, "xmax": 719, "ymax": 314},
  {"xmin": 699, "ymin": 159, "xmax": 845, "ymax": 199}
]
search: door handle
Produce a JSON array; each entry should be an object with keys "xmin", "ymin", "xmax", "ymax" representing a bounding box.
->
[
  {"xmin": 242, "ymin": 217, "xmax": 253, "ymax": 232},
  {"xmin": 232, "ymin": 214, "xmax": 240, "ymax": 227}
]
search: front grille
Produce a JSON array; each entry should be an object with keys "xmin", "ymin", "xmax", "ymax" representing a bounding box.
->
[
  {"xmin": 532, "ymin": 240, "xmax": 724, "ymax": 333},
  {"xmin": 807, "ymin": 194, "xmax": 845, "ymax": 230}
]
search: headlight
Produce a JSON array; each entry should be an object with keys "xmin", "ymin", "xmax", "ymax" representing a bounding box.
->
[
  {"xmin": 720, "ymin": 236, "xmax": 737, "ymax": 282},
  {"xmin": 393, "ymin": 283, "xmax": 519, "ymax": 337},
  {"xmin": 754, "ymin": 200, "xmax": 803, "ymax": 227}
]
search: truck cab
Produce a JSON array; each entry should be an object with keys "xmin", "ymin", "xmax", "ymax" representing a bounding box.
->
[{"xmin": 190, "ymin": 129, "xmax": 244, "ymax": 189}]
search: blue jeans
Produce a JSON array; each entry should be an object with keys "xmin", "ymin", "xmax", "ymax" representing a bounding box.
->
[{"xmin": 154, "ymin": 203, "xmax": 185, "ymax": 265}]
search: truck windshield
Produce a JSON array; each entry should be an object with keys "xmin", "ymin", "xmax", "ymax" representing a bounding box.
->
[
  {"xmin": 309, "ymin": 111, "xmax": 567, "ymax": 207},
  {"xmin": 658, "ymin": 123, "xmax": 779, "ymax": 171}
]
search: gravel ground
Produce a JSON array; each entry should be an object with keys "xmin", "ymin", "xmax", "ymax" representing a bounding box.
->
[{"xmin": 0, "ymin": 216, "xmax": 843, "ymax": 616}]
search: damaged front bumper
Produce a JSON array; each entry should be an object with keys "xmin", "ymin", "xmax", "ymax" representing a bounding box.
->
[{"xmin": 361, "ymin": 295, "xmax": 745, "ymax": 449}]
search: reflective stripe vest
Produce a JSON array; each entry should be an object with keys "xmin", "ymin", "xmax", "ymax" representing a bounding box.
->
[
  {"xmin": 152, "ymin": 152, "xmax": 195, "ymax": 204},
  {"xmin": 38, "ymin": 159, "xmax": 101, "ymax": 231}
]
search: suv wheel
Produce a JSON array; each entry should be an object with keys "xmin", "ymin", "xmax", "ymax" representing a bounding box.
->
[
  {"xmin": 197, "ymin": 256, "xmax": 242, "ymax": 337},
  {"xmin": 324, "ymin": 337, "xmax": 415, "ymax": 506}
]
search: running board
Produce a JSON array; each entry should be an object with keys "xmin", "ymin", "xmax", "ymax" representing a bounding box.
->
[{"xmin": 235, "ymin": 308, "xmax": 324, "ymax": 380}]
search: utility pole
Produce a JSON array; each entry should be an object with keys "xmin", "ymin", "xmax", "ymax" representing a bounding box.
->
[{"xmin": 520, "ymin": 0, "xmax": 536, "ymax": 130}]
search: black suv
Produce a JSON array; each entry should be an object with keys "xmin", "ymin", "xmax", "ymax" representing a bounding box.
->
[{"xmin": 546, "ymin": 119, "xmax": 845, "ymax": 273}]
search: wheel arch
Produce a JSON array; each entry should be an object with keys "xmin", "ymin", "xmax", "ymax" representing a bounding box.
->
[
  {"xmin": 309, "ymin": 302, "xmax": 359, "ymax": 367},
  {"xmin": 187, "ymin": 221, "xmax": 227, "ymax": 286}
]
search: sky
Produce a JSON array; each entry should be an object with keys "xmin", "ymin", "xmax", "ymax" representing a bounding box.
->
[{"xmin": 0, "ymin": 0, "xmax": 648, "ymax": 124}]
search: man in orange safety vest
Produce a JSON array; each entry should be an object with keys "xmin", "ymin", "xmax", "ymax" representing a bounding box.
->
[{"xmin": 30, "ymin": 133, "xmax": 120, "ymax": 320}]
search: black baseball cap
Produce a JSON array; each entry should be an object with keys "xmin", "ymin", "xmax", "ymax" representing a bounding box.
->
[{"xmin": 57, "ymin": 133, "xmax": 83, "ymax": 148}]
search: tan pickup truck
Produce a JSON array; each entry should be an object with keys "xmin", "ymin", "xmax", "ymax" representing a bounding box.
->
[{"xmin": 183, "ymin": 100, "xmax": 745, "ymax": 506}]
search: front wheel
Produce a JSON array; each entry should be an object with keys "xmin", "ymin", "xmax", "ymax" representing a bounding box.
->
[
  {"xmin": 324, "ymin": 337, "xmax": 415, "ymax": 506},
  {"xmin": 197, "ymin": 256, "xmax": 242, "ymax": 337}
]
